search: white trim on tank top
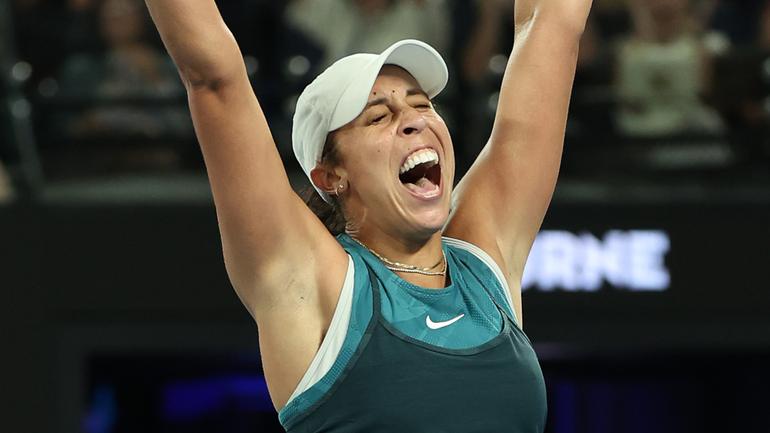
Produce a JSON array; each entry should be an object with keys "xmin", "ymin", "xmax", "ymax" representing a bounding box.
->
[
  {"xmin": 284, "ymin": 239, "xmax": 518, "ymax": 406},
  {"xmin": 441, "ymin": 237, "xmax": 519, "ymax": 326},
  {"xmin": 286, "ymin": 255, "xmax": 355, "ymax": 404}
]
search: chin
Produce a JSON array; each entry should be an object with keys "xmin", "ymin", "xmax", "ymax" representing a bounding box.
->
[{"xmin": 409, "ymin": 207, "xmax": 450, "ymax": 237}]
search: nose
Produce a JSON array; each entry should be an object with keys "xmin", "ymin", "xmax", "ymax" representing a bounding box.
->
[{"xmin": 398, "ymin": 107, "xmax": 427, "ymax": 136}]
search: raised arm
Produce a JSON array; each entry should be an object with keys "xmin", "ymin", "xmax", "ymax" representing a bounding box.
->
[
  {"xmin": 446, "ymin": 0, "xmax": 592, "ymax": 325},
  {"xmin": 144, "ymin": 1, "xmax": 346, "ymax": 318}
]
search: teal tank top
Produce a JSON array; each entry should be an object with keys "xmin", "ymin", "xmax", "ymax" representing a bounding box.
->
[{"xmin": 279, "ymin": 234, "xmax": 547, "ymax": 432}]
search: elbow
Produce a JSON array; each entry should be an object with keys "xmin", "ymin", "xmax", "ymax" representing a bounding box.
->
[
  {"xmin": 175, "ymin": 34, "xmax": 245, "ymax": 92},
  {"xmin": 178, "ymin": 65, "xmax": 230, "ymax": 92},
  {"xmin": 518, "ymin": 7, "xmax": 589, "ymax": 42},
  {"xmin": 175, "ymin": 54, "xmax": 244, "ymax": 92}
]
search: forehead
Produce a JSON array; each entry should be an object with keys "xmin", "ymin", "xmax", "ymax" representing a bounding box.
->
[{"xmin": 370, "ymin": 65, "xmax": 422, "ymax": 95}]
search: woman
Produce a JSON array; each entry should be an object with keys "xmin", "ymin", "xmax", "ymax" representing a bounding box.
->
[
  {"xmin": 616, "ymin": 0, "xmax": 724, "ymax": 136},
  {"xmin": 144, "ymin": 0, "xmax": 592, "ymax": 431}
]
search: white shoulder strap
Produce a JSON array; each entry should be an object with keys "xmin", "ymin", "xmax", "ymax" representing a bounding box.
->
[
  {"xmin": 443, "ymin": 237, "xmax": 519, "ymax": 327},
  {"xmin": 286, "ymin": 254, "xmax": 355, "ymax": 404}
]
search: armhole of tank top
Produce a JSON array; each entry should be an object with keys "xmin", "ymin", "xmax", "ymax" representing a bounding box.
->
[
  {"xmin": 284, "ymin": 254, "xmax": 355, "ymax": 405},
  {"xmin": 442, "ymin": 237, "xmax": 520, "ymax": 328}
]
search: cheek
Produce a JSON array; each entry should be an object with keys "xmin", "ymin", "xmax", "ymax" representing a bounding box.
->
[
  {"xmin": 431, "ymin": 120, "xmax": 453, "ymax": 152},
  {"xmin": 361, "ymin": 130, "xmax": 397, "ymax": 166},
  {"xmin": 347, "ymin": 139, "xmax": 393, "ymax": 185},
  {"xmin": 428, "ymin": 113, "xmax": 450, "ymax": 135}
]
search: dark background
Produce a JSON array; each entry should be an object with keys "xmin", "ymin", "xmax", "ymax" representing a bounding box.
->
[
  {"xmin": 3, "ymin": 202, "xmax": 769, "ymax": 433},
  {"xmin": 2, "ymin": 0, "xmax": 770, "ymax": 432}
]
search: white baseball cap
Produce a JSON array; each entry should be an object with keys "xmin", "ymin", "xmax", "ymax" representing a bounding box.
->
[{"xmin": 292, "ymin": 39, "xmax": 449, "ymax": 203}]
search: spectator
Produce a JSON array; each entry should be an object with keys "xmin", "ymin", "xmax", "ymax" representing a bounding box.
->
[
  {"xmin": 614, "ymin": 0, "xmax": 725, "ymax": 137},
  {"xmin": 285, "ymin": 0, "xmax": 450, "ymax": 68},
  {"xmin": 57, "ymin": 0, "xmax": 188, "ymax": 139}
]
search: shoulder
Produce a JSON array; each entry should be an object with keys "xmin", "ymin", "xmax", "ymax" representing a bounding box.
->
[{"xmin": 443, "ymin": 236, "xmax": 518, "ymax": 324}]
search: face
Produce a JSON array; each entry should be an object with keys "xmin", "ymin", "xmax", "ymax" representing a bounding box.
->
[{"xmin": 329, "ymin": 65, "xmax": 454, "ymax": 240}]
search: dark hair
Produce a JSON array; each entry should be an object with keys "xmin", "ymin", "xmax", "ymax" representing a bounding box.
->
[{"xmin": 303, "ymin": 133, "xmax": 347, "ymax": 235}]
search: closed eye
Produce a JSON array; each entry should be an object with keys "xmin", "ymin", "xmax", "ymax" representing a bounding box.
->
[{"xmin": 370, "ymin": 114, "xmax": 387, "ymax": 124}]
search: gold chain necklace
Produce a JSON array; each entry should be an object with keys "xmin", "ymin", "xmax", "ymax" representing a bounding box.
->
[{"xmin": 349, "ymin": 236, "xmax": 447, "ymax": 276}]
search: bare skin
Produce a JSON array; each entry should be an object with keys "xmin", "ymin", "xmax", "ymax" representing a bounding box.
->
[
  {"xmin": 310, "ymin": 66, "xmax": 454, "ymax": 290},
  {"xmin": 145, "ymin": 0, "xmax": 592, "ymax": 412}
]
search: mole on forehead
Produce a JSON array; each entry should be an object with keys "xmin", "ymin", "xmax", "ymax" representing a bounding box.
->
[{"xmin": 370, "ymin": 89, "xmax": 402, "ymax": 96}]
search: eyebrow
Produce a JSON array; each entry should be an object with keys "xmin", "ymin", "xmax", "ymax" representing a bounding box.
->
[
  {"xmin": 364, "ymin": 97, "xmax": 388, "ymax": 110},
  {"xmin": 406, "ymin": 88, "xmax": 429, "ymax": 98},
  {"xmin": 363, "ymin": 88, "xmax": 430, "ymax": 110}
]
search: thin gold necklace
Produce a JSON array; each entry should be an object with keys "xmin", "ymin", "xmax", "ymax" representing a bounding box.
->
[{"xmin": 349, "ymin": 236, "xmax": 447, "ymax": 276}]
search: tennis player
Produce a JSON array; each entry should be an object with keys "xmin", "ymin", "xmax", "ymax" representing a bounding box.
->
[{"xmin": 145, "ymin": 0, "xmax": 592, "ymax": 431}]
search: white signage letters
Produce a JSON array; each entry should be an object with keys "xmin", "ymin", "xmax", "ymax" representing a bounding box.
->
[{"xmin": 521, "ymin": 230, "xmax": 671, "ymax": 292}]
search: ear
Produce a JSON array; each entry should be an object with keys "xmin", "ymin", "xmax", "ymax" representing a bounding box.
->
[{"xmin": 310, "ymin": 165, "xmax": 343, "ymax": 195}]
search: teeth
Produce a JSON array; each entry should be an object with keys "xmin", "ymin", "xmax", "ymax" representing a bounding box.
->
[{"xmin": 399, "ymin": 149, "xmax": 439, "ymax": 175}]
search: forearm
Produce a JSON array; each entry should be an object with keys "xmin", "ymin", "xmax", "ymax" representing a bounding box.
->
[
  {"xmin": 514, "ymin": 0, "xmax": 590, "ymax": 37},
  {"xmin": 487, "ymin": 2, "xmax": 589, "ymax": 235},
  {"xmin": 144, "ymin": 0, "xmax": 244, "ymax": 89},
  {"xmin": 499, "ymin": 0, "xmax": 590, "ymax": 129},
  {"xmin": 495, "ymin": 13, "xmax": 583, "ymax": 137}
]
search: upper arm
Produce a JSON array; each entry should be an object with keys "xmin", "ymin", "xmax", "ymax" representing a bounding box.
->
[
  {"xmin": 445, "ymin": 12, "xmax": 584, "ymax": 296},
  {"xmin": 146, "ymin": 0, "xmax": 350, "ymax": 405},
  {"xmin": 187, "ymin": 69, "xmax": 347, "ymax": 318},
  {"xmin": 146, "ymin": 0, "xmax": 347, "ymax": 313}
]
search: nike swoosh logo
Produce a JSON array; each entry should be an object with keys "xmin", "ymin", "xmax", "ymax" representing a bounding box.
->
[{"xmin": 426, "ymin": 313, "xmax": 465, "ymax": 330}]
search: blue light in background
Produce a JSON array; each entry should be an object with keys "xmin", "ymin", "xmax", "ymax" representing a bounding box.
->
[
  {"xmin": 553, "ymin": 381, "xmax": 578, "ymax": 433},
  {"xmin": 162, "ymin": 375, "xmax": 273, "ymax": 421},
  {"xmin": 585, "ymin": 383, "xmax": 615, "ymax": 433},
  {"xmin": 83, "ymin": 385, "xmax": 117, "ymax": 433}
]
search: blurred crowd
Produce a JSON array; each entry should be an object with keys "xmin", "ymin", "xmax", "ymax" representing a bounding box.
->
[{"xmin": 3, "ymin": 0, "xmax": 770, "ymax": 198}]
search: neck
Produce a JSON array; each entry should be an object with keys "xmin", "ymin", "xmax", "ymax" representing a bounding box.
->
[
  {"xmin": 351, "ymin": 228, "xmax": 443, "ymax": 263},
  {"xmin": 348, "ymin": 228, "xmax": 448, "ymax": 288}
]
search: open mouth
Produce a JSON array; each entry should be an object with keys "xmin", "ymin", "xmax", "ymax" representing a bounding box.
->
[{"xmin": 398, "ymin": 148, "xmax": 442, "ymax": 198}]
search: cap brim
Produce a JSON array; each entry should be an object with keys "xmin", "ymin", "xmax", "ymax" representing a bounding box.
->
[{"xmin": 329, "ymin": 39, "xmax": 448, "ymax": 131}]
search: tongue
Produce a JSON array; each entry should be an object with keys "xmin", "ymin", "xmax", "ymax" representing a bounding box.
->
[{"xmin": 404, "ymin": 177, "xmax": 439, "ymax": 196}]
